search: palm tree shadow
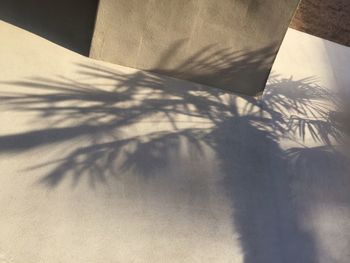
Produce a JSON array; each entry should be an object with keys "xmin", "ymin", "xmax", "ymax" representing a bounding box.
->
[{"xmin": 0, "ymin": 46, "xmax": 344, "ymax": 262}]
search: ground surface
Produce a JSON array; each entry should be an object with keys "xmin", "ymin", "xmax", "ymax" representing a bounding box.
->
[
  {"xmin": 1, "ymin": 21, "xmax": 350, "ymax": 262},
  {"xmin": 291, "ymin": 0, "xmax": 350, "ymax": 46}
]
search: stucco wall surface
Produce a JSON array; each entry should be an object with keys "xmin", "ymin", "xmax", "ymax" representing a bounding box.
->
[
  {"xmin": 2, "ymin": 20, "xmax": 350, "ymax": 263},
  {"xmin": 90, "ymin": 0, "xmax": 300, "ymax": 95}
]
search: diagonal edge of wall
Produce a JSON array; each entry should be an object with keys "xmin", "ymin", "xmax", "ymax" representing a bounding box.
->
[{"xmin": 90, "ymin": 0, "xmax": 300, "ymax": 96}]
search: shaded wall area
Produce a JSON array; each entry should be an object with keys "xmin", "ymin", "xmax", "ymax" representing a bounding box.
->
[
  {"xmin": 290, "ymin": 0, "xmax": 350, "ymax": 47},
  {"xmin": 0, "ymin": 0, "xmax": 98, "ymax": 54},
  {"xmin": 90, "ymin": 0, "xmax": 300, "ymax": 96},
  {"xmin": 0, "ymin": 61, "xmax": 346, "ymax": 263},
  {"xmin": 1, "ymin": 22, "xmax": 350, "ymax": 262}
]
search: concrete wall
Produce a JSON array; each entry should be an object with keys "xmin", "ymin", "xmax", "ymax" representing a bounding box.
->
[
  {"xmin": 90, "ymin": 0, "xmax": 300, "ymax": 95},
  {"xmin": 2, "ymin": 21, "xmax": 350, "ymax": 262},
  {"xmin": 0, "ymin": 0, "xmax": 98, "ymax": 55}
]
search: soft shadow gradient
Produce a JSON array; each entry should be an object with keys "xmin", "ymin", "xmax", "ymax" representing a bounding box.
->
[{"xmin": 0, "ymin": 49, "xmax": 346, "ymax": 262}]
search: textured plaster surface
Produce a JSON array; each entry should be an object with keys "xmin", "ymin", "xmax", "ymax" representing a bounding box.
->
[
  {"xmin": 90, "ymin": 0, "xmax": 300, "ymax": 95},
  {"xmin": 1, "ymin": 21, "xmax": 350, "ymax": 262}
]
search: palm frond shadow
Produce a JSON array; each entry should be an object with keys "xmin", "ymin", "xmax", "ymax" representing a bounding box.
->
[
  {"xmin": 0, "ymin": 46, "xmax": 345, "ymax": 263},
  {"xmin": 0, "ymin": 48, "xmax": 340, "ymax": 186}
]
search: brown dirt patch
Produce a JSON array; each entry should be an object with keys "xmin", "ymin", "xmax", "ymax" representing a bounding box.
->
[{"xmin": 290, "ymin": 0, "xmax": 350, "ymax": 46}]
